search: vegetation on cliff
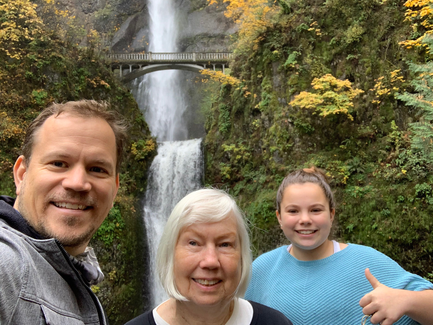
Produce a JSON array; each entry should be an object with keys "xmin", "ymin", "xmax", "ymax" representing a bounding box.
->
[
  {"xmin": 0, "ymin": 0, "xmax": 156, "ymax": 323},
  {"xmin": 204, "ymin": 0, "xmax": 433, "ymax": 279}
]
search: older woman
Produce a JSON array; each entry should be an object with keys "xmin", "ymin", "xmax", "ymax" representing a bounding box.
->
[{"xmin": 126, "ymin": 188, "xmax": 292, "ymax": 325}]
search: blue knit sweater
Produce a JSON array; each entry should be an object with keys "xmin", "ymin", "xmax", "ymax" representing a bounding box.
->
[{"xmin": 245, "ymin": 244, "xmax": 433, "ymax": 325}]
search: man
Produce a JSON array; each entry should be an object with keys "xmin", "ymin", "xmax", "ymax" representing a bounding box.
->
[{"xmin": 0, "ymin": 100, "xmax": 127, "ymax": 324}]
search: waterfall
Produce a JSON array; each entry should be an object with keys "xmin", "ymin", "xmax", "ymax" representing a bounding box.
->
[
  {"xmin": 132, "ymin": 0, "xmax": 188, "ymax": 142},
  {"xmin": 143, "ymin": 139, "xmax": 203, "ymax": 305},
  {"xmin": 130, "ymin": 0, "xmax": 204, "ymax": 308}
]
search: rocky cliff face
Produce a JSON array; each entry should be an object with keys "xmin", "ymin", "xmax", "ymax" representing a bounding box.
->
[
  {"xmin": 36, "ymin": 0, "xmax": 236, "ymax": 53},
  {"xmin": 178, "ymin": 0, "xmax": 237, "ymax": 52},
  {"xmin": 112, "ymin": 0, "xmax": 236, "ymax": 52}
]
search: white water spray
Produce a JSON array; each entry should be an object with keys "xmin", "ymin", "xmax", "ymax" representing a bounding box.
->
[{"xmin": 130, "ymin": 0, "xmax": 204, "ymax": 308}]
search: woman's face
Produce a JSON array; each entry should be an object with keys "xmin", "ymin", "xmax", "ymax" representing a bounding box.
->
[
  {"xmin": 276, "ymin": 182, "xmax": 334, "ymax": 258},
  {"xmin": 174, "ymin": 216, "xmax": 242, "ymax": 308}
]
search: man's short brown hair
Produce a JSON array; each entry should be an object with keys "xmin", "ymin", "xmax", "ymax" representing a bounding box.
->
[{"xmin": 21, "ymin": 100, "xmax": 128, "ymax": 173}]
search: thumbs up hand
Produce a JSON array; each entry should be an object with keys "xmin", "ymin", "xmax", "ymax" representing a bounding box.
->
[{"xmin": 359, "ymin": 268, "xmax": 407, "ymax": 325}]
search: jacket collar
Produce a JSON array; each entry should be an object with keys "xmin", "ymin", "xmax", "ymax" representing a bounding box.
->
[
  {"xmin": 0, "ymin": 195, "xmax": 105, "ymax": 286},
  {"xmin": 0, "ymin": 195, "xmax": 43, "ymax": 239}
]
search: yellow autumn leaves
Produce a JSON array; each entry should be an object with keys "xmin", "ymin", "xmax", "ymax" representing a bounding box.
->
[
  {"xmin": 208, "ymin": 0, "xmax": 278, "ymax": 51},
  {"xmin": 0, "ymin": 0, "xmax": 44, "ymax": 59},
  {"xmin": 289, "ymin": 74, "xmax": 363, "ymax": 121},
  {"xmin": 401, "ymin": 0, "xmax": 433, "ymax": 50},
  {"xmin": 201, "ymin": 0, "xmax": 279, "ymax": 88}
]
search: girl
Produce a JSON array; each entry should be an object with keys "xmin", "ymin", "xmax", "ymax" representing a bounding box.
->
[{"xmin": 245, "ymin": 167, "xmax": 433, "ymax": 325}]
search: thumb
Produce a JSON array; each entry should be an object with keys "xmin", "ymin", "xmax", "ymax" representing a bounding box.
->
[{"xmin": 365, "ymin": 268, "xmax": 381, "ymax": 289}]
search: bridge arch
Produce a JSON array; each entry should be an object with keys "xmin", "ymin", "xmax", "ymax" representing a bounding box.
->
[
  {"xmin": 106, "ymin": 52, "xmax": 232, "ymax": 82},
  {"xmin": 116, "ymin": 63, "xmax": 207, "ymax": 82}
]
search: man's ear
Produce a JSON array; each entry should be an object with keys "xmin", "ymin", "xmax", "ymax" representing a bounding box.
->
[
  {"xmin": 13, "ymin": 156, "xmax": 27, "ymax": 196},
  {"xmin": 114, "ymin": 173, "xmax": 120, "ymax": 197}
]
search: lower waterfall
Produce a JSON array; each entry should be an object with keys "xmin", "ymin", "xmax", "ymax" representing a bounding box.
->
[{"xmin": 143, "ymin": 138, "xmax": 204, "ymax": 307}]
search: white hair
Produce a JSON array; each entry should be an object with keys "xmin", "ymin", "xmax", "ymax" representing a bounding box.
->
[{"xmin": 156, "ymin": 188, "xmax": 252, "ymax": 301}]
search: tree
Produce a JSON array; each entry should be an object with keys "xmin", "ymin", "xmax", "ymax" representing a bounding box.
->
[
  {"xmin": 397, "ymin": 36, "xmax": 433, "ymax": 158},
  {"xmin": 289, "ymin": 74, "xmax": 364, "ymax": 121},
  {"xmin": 400, "ymin": 0, "xmax": 433, "ymax": 50},
  {"xmin": 398, "ymin": 1, "xmax": 433, "ymax": 157},
  {"xmin": 207, "ymin": 0, "xmax": 279, "ymax": 52},
  {"xmin": 0, "ymin": 0, "xmax": 45, "ymax": 59}
]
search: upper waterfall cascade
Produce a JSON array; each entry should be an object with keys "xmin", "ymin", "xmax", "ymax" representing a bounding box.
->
[{"xmin": 129, "ymin": 0, "xmax": 205, "ymax": 309}]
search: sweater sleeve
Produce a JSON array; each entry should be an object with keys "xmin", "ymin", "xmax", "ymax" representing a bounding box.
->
[{"xmin": 357, "ymin": 245, "xmax": 433, "ymax": 292}]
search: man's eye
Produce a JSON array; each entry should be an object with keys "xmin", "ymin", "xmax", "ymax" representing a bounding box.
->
[
  {"xmin": 52, "ymin": 161, "xmax": 66, "ymax": 168},
  {"xmin": 90, "ymin": 166, "xmax": 107, "ymax": 173}
]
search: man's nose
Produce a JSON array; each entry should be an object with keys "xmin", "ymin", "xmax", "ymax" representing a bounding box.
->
[{"xmin": 62, "ymin": 166, "xmax": 91, "ymax": 192}]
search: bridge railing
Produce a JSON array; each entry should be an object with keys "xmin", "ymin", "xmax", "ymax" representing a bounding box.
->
[{"xmin": 105, "ymin": 52, "xmax": 234, "ymax": 63}]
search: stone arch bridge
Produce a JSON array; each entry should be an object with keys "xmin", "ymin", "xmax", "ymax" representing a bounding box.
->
[{"xmin": 106, "ymin": 52, "xmax": 233, "ymax": 82}]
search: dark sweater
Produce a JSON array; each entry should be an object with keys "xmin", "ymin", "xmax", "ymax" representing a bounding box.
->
[{"xmin": 125, "ymin": 300, "xmax": 293, "ymax": 325}]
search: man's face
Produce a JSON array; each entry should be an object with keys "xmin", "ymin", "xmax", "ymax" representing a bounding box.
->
[{"xmin": 13, "ymin": 113, "xmax": 119, "ymax": 255}]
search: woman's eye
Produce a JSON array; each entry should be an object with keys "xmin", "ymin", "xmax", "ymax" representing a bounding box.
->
[
  {"xmin": 188, "ymin": 240, "xmax": 197, "ymax": 246},
  {"xmin": 288, "ymin": 210, "xmax": 297, "ymax": 213},
  {"xmin": 220, "ymin": 242, "xmax": 231, "ymax": 248}
]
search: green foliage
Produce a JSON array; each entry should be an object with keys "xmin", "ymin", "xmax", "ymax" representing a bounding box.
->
[
  {"xmin": 346, "ymin": 185, "xmax": 373, "ymax": 198},
  {"xmin": 31, "ymin": 89, "xmax": 48, "ymax": 106},
  {"xmin": 219, "ymin": 162, "xmax": 232, "ymax": 180},
  {"xmin": 343, "ymin": 23, "xmax": 365, "ymax": 44},
  {"xmin": 246, "ymin": 192, "xmax": 276, "ymax": 228},
  {"xmin": 94, "ymin": 206, "xmax": 125, "ymax": 246},
  {"xmin": 338, "ymin": 178, "xmax": 433, "ymax": 275},
  {"xmin": 203, "ymin": 0, "xmax": 433, "ymax": 279},
  {"xmin": 218, "ymin": 103, "xmax": 231, "ymax": 134},
  {"xmin": 244, "ymin": 190, "xmax": 285, "ymax": 257},
  {"xmin": 275, "ymin": 0, "xmax": 291, "ymax": 15},
  {"xmin": 414, "ymin": 183, "xmax": 433, "ymax": 204},
  {"xmin": 293, "ymin": 119, "xmax": 315, "ymax": 134},
  {"xmin": 222, "ymin": 143, "xmax": 252, "ymax": 164},
  {"xmin": 283, "ymin": 50, "xmax": 300, "ymax": 68},
  {"xmin": 397, "ymin": 36, "xmax": 433, "ymax": 160},
  {"xmin": 131, "ymin": 139, "xmax": 156, "ymax": 162}
]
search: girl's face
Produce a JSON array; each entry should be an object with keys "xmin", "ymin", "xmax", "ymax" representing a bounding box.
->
[{"xmin": 276, "ymin": 182, "xmax": 335, "ymax": 260}]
